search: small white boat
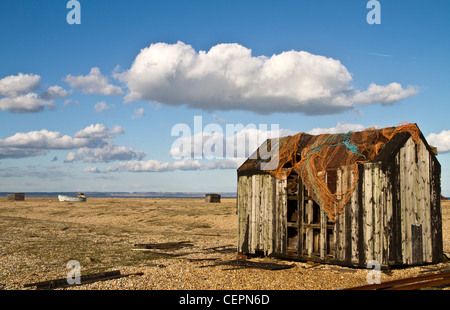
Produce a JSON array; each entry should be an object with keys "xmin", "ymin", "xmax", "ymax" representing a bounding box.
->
[{"xmin": 58, "ymin": 193, "xmax": 86, "ymax": 202}]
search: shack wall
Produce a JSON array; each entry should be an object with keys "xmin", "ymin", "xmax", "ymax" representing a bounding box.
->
[
  {"xmin": 205, "ymin": 194, "xmax": 221, "ymax": 203},
  {"xmin": 326, "ymin": 136, "xmax": 441, "ymax": 267},
  {"xmin": 237, "ymin": 174, "xmax": 287, "ymax": 257},
  {"xmin": 391, "ymin": 136, "xmax": 442, "ymax": 265},
  {"xmin": 237, "ymin": 136, "xmax": 442, "ymax": 267}
]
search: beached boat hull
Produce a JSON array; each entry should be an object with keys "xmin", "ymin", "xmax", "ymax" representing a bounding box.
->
[{"xmin": 58, "ymin": 195, "xmax": 86, "ymax": 202}]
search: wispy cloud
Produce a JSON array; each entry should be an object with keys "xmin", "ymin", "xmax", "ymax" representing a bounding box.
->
[
  {"xmin": 102, "ymin": 158, "xmax": 244, "ymax": 173},
  {"xmin": 367, "ymin": 52, "xmax": 392, "ymax": 57},
  {"xmin": 0, "ymin": 123, "xmax": 145, "ymax": 163},
  {"xmin": 65, "ymin": 67, "xmax": 123, "ymax": 96},
  {"xmin": 307, "ymin": 122, "xmax": 365, "ymax": 135},
  {"xmin": 94, "ymin": 101, "xmax": 114, "ymax": 113},
  {"xmin": 132, "ymin": 107, "xmax": 146, "ymax": 119},
  {"xmin": 83, "ymin": 166, "xmax": 101, "ymax": 173},
  {"xmin": 65, "ymin": 142, "xmax": 147, "ymax": 163},
  {"xmin": 0, "ymin": 165, "xmax": 68, "ymax": 179}
]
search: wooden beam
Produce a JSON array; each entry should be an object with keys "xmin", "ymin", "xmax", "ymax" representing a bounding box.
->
[
  {"xmin": 24, "ymin": 270, "xmax": 143, "ymax": 290},
  {"xmin": 343, "ymin": 271, "xmax": 450, "ymax": 290}
]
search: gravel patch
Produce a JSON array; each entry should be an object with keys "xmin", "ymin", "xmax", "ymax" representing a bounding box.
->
[{"xmin": 0, "ymin": 197, "xmax": 449, "ymax": 290}]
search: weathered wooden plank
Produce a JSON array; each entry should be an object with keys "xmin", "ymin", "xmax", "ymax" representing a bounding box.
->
[
  {"xmin": 414, "ymin": 141, "xmax": 424, "ymax": 263},
  {"xmin": 24, "ymin": 270, "xmax": 143, "ymax": 290},
  {"xmin": 252, "ymin": 175, "xmax": 257, "ymax": 253},
  {"xmin": 364, "ymin": 164, "xmax": 374, "ymax": 263},
  {"xmin": 344, "ymin": 270, "xmax": 450, "ymax": 290},
  {"xmin": 279, "ymin": 178, "xmax": 286, "ymax": 255},
  {"xmin": 399, "ymin": 142, "xmax": 408, "ymax": 264},
  {"xmin": 260, "ymin": 175, "xmax": 267, "ymax": 255},
  {"xmin": 261, "ymin": 175, "xmax": 268, "ymax": 255},
  {"xmin": 350, "ymin": 167, "xmax": 359, "ymax": 265},
  {"xmin": 273, "ymin": 178, "xmax": 287, "ymax": 255},
  {"xmin": 320, "ymin": 207, "xmax": 327, "ymax": 260},
  {"xmin": 244, "ymin": 175, "xmax": 251, "ymax": 254},
  {"xmin": 298, "ymin": 176, "xmax": 304, "ymax": 260},
  {"xmin": 270, "ymin": 175, "xmax": 276, "ymax": 255},
  {"xmin": 381, "ymin": 166, "xmax": 389, "ymax": 266},
  {"xmin": 430, "ymin": 152, "xmax": 443, "ymax": 263},
  {"xmin": 336, "ymin": 168, "xmax": 344, "ymax": 262},
  {"xmin": 248, "ymin": 175, "xmax": 254, "ymax": 253},
  {"xmin": 392, "ymin": 152, "xmax": 402, "ymax": 265},
  {"xmin": 306, "ymin": 199, "xmax": 313, "ymax": 257},
  {"xmin": 373, "ymin": 164, "xmax": 381, "ymax": 264},
  {"xmin": 320, "ymin": 170, "xmax": 330, "ymax": 261},
  {"xmin": 403, "ymin": 138, "xmax": 415, "ymax": 264},
  {"xmin": 384, "ymin": 164, "xmax": 393, "ymax": 267},
  {"xmin": 262, "ymin": 174, "xmax": 271, "ymax": 256},
  {"xmin": 407, "ymin": 138, "xmax": 416, "ymax": 265},
  {"xmin": 237, "ymin": 176, "xmax": 246, "ymax": 253},
  {"xmin": 274, "ymin": 179, "xmax": 279, "ymax": 254},
  {"xmin": 267, "ymin": 175, "xmax": 274, "ymax": 256},
  {"xmin": 281, "ymin": 179, "xmax": 287, "ymax": 255},
  {"xmin": 244, "ymin": 175, "xmax": 251, "ymax": 253},
  {"xmin": 343, "ymin": 166, "xmax": 353, "ymax": 265},
  {"xmin": 421, "ymin": 142, "xmax": 432, "ymax": 262},
  {"xmin": 254, "ymin": 175, "xmax": 261, "ymax": 253}
]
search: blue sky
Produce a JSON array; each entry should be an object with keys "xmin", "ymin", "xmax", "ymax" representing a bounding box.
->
[{"xmin": 1, "ymin": 0, "xmax": 450, "ymax": 195}]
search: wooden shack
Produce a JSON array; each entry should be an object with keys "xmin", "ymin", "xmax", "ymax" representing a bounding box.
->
[
  {"xmin": 237, "ymin": 124, "xmax": 443, "ymax": 268},
  {"xmin": 205, "ymin": 193, "xmax": 221, "ymax": 203},
  {"xmin": 7, "ymin": 193, "xmax": 25, "ymax": 201}
]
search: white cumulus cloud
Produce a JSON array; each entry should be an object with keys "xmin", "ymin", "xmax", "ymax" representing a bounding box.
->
[
  {"xmin": 65, "ymin": 67, "xmax": 123, "ymax": 96},
  {"xmin": 118, "ymin": 41, "xmax": 418, "ymax": 115},
  {"xmin": 74, "ymin": 123, "xmax": 124, "ymax": 139},
  {"xmin": 0, "ymin": 124, "xmax": 141, "ymax": 162},
  {"xmin": 0, "ymin": 93, "xmax": 55, "ymax": 113},
  {"xmin": 0, "ymin": 73, "xmax": 69, "ymax": 113},
  {"xmin": 65, "ymin": 142, "xmax": 147, "ymax": 163},
  {"xmin": 426, "ymin": 130, "xmax": 450, "ymax": 154},
  {"xmin": 40, "ymin": 85, "xmax": 69, "ymax": 100},
  {"xmin": 354, "ymin": 82, "xmax": 419, "ymax": 106},
  {"xmin": 0, "ymin": 73, "xmax": 41, "ymax": 97}
]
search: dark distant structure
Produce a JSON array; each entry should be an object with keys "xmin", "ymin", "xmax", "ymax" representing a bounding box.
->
[
  {"xmin": 7, "ymin": 193, "xmax": 25, "ymax": 201},
  {"xmin": 205, "ymin": 194, "xmax": 221, "ymax": 203}
]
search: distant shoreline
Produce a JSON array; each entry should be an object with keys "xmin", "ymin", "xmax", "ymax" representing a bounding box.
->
[{"xmin": 0, "ymin": 192, "xmax": 237, "ymax": 199}]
